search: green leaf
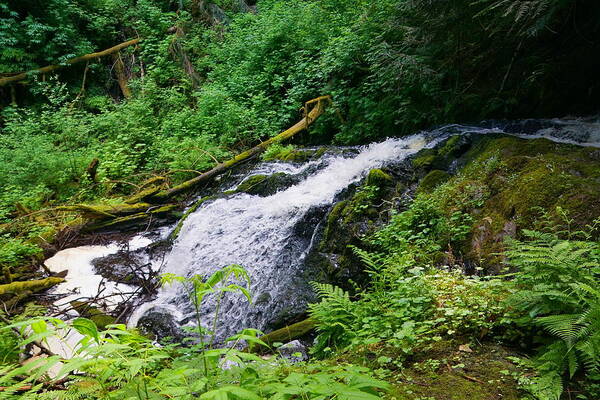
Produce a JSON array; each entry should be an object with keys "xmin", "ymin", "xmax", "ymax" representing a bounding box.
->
[{"xmin": 72, "ymin": 317, "xmax": 99, "ymax": 344}]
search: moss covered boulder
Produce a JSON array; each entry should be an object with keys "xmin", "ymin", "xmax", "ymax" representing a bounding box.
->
[
  {"xmin": 418, "ymin": 169, "xmax": 451, "ymax": 193},
  {"xmin": 429, "ymin": 134, "xmax": 600, "ymax": 269},
  {"xmin": 235, "ymin": 173, "xmax": 296, "ymax": 196},
  {"xmin": 412, "ymin": 135, "xmax": 471, "ymax": 171},
  {"xmin": 314, "ymin": 168, "xmax": 401, "ymax": 287}
]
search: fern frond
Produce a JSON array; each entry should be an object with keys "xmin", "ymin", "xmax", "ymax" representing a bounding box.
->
[{"xmin": 537, "ymin": 314, "xmax": 581, "ymax": 345}]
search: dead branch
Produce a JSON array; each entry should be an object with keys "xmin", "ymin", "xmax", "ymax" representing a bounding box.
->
[{"xmin": 0, "ymin": 39, "xmax": 140, "ymax": 87}]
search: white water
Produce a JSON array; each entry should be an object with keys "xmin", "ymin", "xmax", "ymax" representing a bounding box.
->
[
  {"xmin": 128, "ymin": 135, "xmax": 427, "ymax": 339},
  {"xmin": 44, "ymin": 117, "xmax": 600, "ymax": 343},
  {"xmin": 45, "ymin": 236, "xmax": 153, "ymax": 315}
]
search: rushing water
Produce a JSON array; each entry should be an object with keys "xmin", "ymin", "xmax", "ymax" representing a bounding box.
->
[
  {"xmin": 45, "ymin": 116, "xmax": 600, "ymax": 344},
  {"xmin": 128, "ymin": 135, "xmax": 429, "ymax": 340}
]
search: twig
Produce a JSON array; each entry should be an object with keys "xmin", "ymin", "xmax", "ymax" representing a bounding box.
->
[{"xmin": 0, "ymin": 314, "xmax": 59, "ymax": 358}]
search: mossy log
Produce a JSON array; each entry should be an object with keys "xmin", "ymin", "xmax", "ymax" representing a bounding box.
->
[
  {"xmin": 152, "ymin": 95, "xmax": 332, "ymax": 200},
  {"xmin": 55, "ymin": 202, "xmax": 156, "ymax": 219},
  {"xmin": 248, "ymin": 318, "xmax": 315, "ymax": 352},
  {"xmin": 84, "ymin": 204, "xmax": 178, "ymax": 231},
  {"xmin": 0, "ymin": 39, "xmax": 140, "ymax": 87},
  {"xmin": 0, "ymin": 277, "xmax": 64, "ymax": 296}
]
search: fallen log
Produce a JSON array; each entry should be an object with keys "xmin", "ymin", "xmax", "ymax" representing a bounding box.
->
[
  {"xmin": 248, "ymin": 318, "xmax": 315, "ymax": 353},
  {"xmin": 152, "ymin": 95, "xmax": 332, "ymax": 200},
  {"xmin": 45, "ymin": 96, "xmax": 331, "ymax": 230},
  {"xmin": 0, "ymin": 39, "xmax": 140, "ymax": 87},
  {"xmin": 83, "ymin": 204, "xmax": 179, "ymax": 231},
  {"xmin": 54, "ymin": 202, "xmax": 156, "ymax": 219},
  {"xmin": 0, "ymin": 277, "xmax": 65, "ymax": 296}
]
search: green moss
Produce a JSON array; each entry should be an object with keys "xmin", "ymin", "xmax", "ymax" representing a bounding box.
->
[
  {"xmin": 0, "ymin": 277, "xmax": 64, "ymax": 296},
  {"xmin": 366, "ymin": 168, "xmax": 393, "ymax": 187},
  {"xmin": 437, "ymin": 135, "xmax": 462, "ymax": 157},
  {"xmin": 413, "ymin": 136, "xmax": 470, "ymax": 171},
  {"xmin": 337, "ymin": 340, "xmax": 521, "ymax": 400},
  {"xmin": 263, "ymin": 144, "xmax": 328, "ymax": 163},
  {"xmin": 320, "ymin": 200, "xmax": 349, "ymax": 250},
  {"xmin": 125, "ymin": 186, "xmax": 161, "ymax": 204},
  {"xmin": 418, "ymin": 170, "xmax": 450, "ymax": 193},
  {"xmin": 412, "ymin": 150, "xmax": 438, "ymax": 169},
  {"xmin": 235, "ymin": 172, "xmax": 293, "ymax": 196},
  {"xmin": 250, "ymin": 318, "xmax": 315, "ymax": 352},
  {"xmin": 281, "ymin": 150, "xmax": 312, "ymax": 162},
  {"xmin": 262, "ymin": 144, "xmax": 296, "ymax": 161},
  {"xmin": 235, "ymin": 174, "xmax": 269, "ymax": 193},
  {"xmin": 429, "ymin": 134, "xmax": 600, "ymax": 268}
]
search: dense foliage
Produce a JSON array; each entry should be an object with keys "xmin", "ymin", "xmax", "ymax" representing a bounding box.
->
[
  {"xmin": 0, "ymin": 266, "xmax": 389, "ymax": 400},
  {"xmin": 1, "ymin": 1, "xmax": 600, "ymax": 399},
  {"xmin": 1, "ymin": 0, "xmax": 599, "ymax": 228}
]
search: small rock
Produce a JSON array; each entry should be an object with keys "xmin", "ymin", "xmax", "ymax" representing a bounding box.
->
[{"xmin": 277, "ymin": 340, "xmax": 308, "ymax": 363}]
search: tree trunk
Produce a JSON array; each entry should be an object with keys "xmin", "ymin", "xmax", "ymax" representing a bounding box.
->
[
  {"xmin": 112, "ymin": 52, "xmax": 132, "ymax": 99},
  {"xmin": 152, "ymin": 95, "xmax": 332, "ymax": 200},
  {"xmin": 0, "ymin": 39, "xmax": 140, "ymax": 87}
]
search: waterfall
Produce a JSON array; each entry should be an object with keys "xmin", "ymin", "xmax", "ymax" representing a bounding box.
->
[
  {"xmin": 128, "ymin": 135, "xmax": 428, "ymax": 340},
  {"xmin": 45, "ymin": 116, "xmax": 600, "ymax": 344}
]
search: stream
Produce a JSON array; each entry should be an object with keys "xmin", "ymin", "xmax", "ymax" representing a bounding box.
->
[{"xmin": 44, "ymin": 116, "xmax": 600, "ymax": 347}]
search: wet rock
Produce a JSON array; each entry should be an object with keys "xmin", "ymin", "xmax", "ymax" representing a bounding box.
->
[
  {"xmin": 412, "ymin": 135, "xmax": 472, "ymax": 172},
  {"xmin": 278, "ymin": 340, "xmax": 308, "ymax": 362},
  {"xmin": 92, "ymin": 240, "xmax": 169, "ymax": 288},
  {"xmin": 235, "ymin": 173, "xmax": 298, "ymax": 196},
  {"xmin": 137, "ymin": 309, "xmax": 185, "ymax": 343}
]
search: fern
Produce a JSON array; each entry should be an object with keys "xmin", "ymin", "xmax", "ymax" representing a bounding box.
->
[
  {"xmin": 308, "ymin": 282, "xmax": 357, "ymax": 357},
  {"xmin": 476, "ymin": 0, "xmax": 570, "ymax": 36},
  {"xmin": 506, "ymin": 231, "xmax": 600, "ymax": 395}
]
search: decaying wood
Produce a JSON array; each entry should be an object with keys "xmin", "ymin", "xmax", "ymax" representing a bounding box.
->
[
  {"xmin": 86, "ymin": 158, "xmax": 100, "ymax": 183},
  {"xmin": 0, "ymin": 39, "xmax": 140, "ymax": 87},
  {"xmin": 248, "ymin": 318, "xmax": 315, "ymax": 352},
  {"xmin": 0, "ymin": 277, "xmax": 65, "ymax": 296},
  {"xmin": 46, "ymin": 96, "xmax": 331, "ymax": 231},
  {"xmin": 112, "ymin": 52, "xmax": 132, "ymax": 98},
  {"xmin": 153, "ymin": 95, "xmax": 332, "ymax": 200}
]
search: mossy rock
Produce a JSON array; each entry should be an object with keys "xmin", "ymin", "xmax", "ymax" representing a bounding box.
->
[
  {"xmin": 418, "ymin": 169, "xmax": 451, "ymax": 193},
  {"xmin": 235, "ymin": 172, "xmax": 295, "ymax": 196},
  {"xmin": 264, "ymin": 147, "xmax": 328, "ymax": 163},
  {"xmin": 412, "ymin": 149, "xmax": 438, "ymax": 169},
  {"xmin": 412, "ymin": 135, "xmax": 471, "ymax": 171},
  {"xmin": 316, "ymin": 168, "xmax": 401, "ymax": 287},
  {"xmin": 320, "ymin": 169, "xmax": 393, "ymax": 252},
  {"xmin": 365, "ymin": 168, "xmax": 393, "ymax": 187},
  {"xmin": 434, "ymin": 134, "xmax": 600, "ymax": 269}
]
